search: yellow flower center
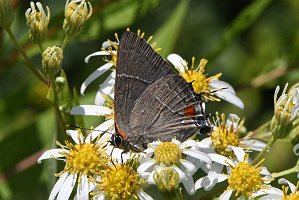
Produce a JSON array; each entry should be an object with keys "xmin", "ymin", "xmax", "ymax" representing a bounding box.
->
[
  {"xmin": 65, "ymin": 143, "xmax": 108, "ymax": 175},
  {"xmin": 154, "ymin": 142, "xmax": 182, "ymax": 166},
  {"xmin": 211, "ymin": 124, "xmax": 239, "ymax": 157},
  {"xmin": 102, "ymin": 94, "xmax": 115, "ymax": 120},
  {"xmin": 179, "ymin": 58, "xmax": 221, "ymax": 101},
  {"xmin": 97, "ymin": 164, "xmax": 144, "ymax": 200},
  {"xmin": 228, "ymin": 160, "xmax": 262, "ymax": 197},
  {"xmin": 283, "ymin": 182, "xmax": 299, "ymax": 200}
]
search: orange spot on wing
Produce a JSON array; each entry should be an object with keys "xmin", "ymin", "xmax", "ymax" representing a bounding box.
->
[
  {"xmin": 114, "ymin": 119, "xmax": 128, "ymax": 139},
  {"xmin": 184, "ymin": 106, "xmax": 196, "ymax": 116}
]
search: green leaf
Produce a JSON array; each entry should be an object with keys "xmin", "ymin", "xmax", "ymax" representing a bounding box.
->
[
  {"xmin": 208, "ymin": 0, "xmax": 273, "ymax": 60},
  {"xmin": 154, "ymin": 0, "xmax": 190, "ymax": 57}
]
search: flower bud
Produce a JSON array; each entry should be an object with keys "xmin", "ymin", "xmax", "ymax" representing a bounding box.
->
[
  {"xmin": 0, "ymin": 0, "xmax": 14, "ymax": 29},
  {"xmin": 63, "ymin": 0, "xmax": 92, "ymax": 39},
  {"xmin": 55, "ymin": 76, "xmax": 65, "ymax": 87},
  {"xmin": 42, "ymin": 46, "xmax": 63, "ymax": 76},
  {"xmin": 154, "ymin": 167, "xmax": 180, "ymax": 195},
  {"xmin": 271, "ymin": 83, "xmax": 299, "ymax": 139},
  {"xmin": 25, "ymin": 2, "xmax": 50, "ymax": 44}
]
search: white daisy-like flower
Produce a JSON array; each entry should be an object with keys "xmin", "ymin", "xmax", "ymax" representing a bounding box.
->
[
  {"xmin": 81, "ymin": 39, "xmax": 117, "ymax": 106},
  {"xmin": 196, "ymin": 113, "xmax": 266, "ymax": 191},
  {"xmin": 258, "ymin": 178, "xmax": 299, "ymax": 200},
  {"xmin": 92, "ymin": 160, "xmax": 153, "ymax": 200},
  {"xmin": 137, "ymin": 139, "xmax": 212, "ymax": 195},
  {"xmin": 167, "ymin": 54, "xmax": 244, "ymax": 109},
  {"xmin": 195, "ymin": 146, "xmax": 275, "ymax": 200},
  {"xmin": 38, "ymin": 130, "xmax": 111, "ymax": 200},
  {"xmin": 197, "ymin": 113, "xmax": 266, "ymax": 158}
]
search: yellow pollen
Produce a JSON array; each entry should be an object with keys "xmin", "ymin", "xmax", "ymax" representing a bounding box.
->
[
  {"xmin": 211, "ymin": 124, "xmax": 239, "ymax": 158},
  {"xmin": 178, "ymin": 57, "xmax": 222, "ymax": 102},
  {"xmin": 283, "ymin": 182, "xmax": 299, "ymax": 200},
  {"xmin": 97, "ymin": 164, "xmax": 144, "ymax": 200},
  {"xmin": 154, "ymin": 142, "xmax": 182, "ymax": 166},
  {"xmin": 65, "ymin": 143, "xmax": 108, "ymax": 175},
  {"xmin": 228, "ymin": 161, "xmax": 262, "ymax": 197}
]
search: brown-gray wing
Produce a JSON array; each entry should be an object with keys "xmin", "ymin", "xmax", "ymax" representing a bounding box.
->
[
  {"xmin": 115, "ymin": 31, "xmax": 176, "ymax": 136},
  {"xmin": 129, "ymin": 74, "xmax": 202, "ymax": 145}
]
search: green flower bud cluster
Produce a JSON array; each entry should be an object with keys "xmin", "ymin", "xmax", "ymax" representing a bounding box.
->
[
  {"xmin": 25, "ymin": 2, "xmax": 50, "ymax": 44},
  {"xmin": 154, "ymin": 167, "xmax": 181, "ymax": 197},
  {"xmin": 42, "ymin": 46, "xmax": 63, "ymax": 76},
  {"xmin": 271, "ymin": 83, "xmax": 299, "ymax": 139},
  {"xmin": 63, "ymin": 0, "xmax": 92, "ymax": 39}
]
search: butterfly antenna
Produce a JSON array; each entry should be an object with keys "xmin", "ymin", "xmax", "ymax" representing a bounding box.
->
[{"xmin": 66, "ymin": 125, "xmax": 114, "ymax": 135}]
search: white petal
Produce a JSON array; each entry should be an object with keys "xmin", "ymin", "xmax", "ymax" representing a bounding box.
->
[
  {"xmin": 167, "ymin": 54, "xmax": 186, "ymax": 73},
  {"xmin": 293, "ymin": 143, "xmax": 299, "ymax": 156},
  {"xmin": 180, "ymin": 139, "xmax": 196, "ymax": 148},
  {"xmin": 66, "ymin": 130, "xmax": 82, "ymax": 144},
  {"xmin": 57, "ymin": 173, "xmax": 77, "ymax": 200},
  {"xmin": 258, "ymin": 194, "xmax": 283, "ymax": 200},
  {"xmin": 93, "ymin": 193, "xmax": 106, "ymax": 200},
  {"xmin": 75, "ymin": 175, "xmax": 89, "ymax": 200},
  {"xmin": 70, "ymin": 105, "xmax": 112, "ymax": 116},
  {"xmin": 183, "ymin": 149, "xmax": 212, "ymax": 165},
  {"xmin": 180, "ymin": 160, "xmax": 196, "ymax": 175},
  {"xmin": 240, "ymin": 139, "xmax": 266, "ymax": 152},
  {"xmin": 278, "ymin": 178, "xmax": 296, "ymax": 192},
  {"xmin": 208, "ymin": 153, "xmax": 232, "ymax": 166},
  {"xmin": 38, "ymin": 149, "xmax": 68, "ymax": 163},
  {"xmin": 138, "ymin": 190, "xmax": 154, "ymax": 200},
  {"xmin": 137, "ymin": 160, "xmax": 157, "ymax": 174},
  {"xmin": 182, "ymin": 173, "xmax": 195, "ymax": 195},
  {"xmin": 49, "ymin": 172, "xmax": 69, "ymax": 200},
  {"xmin": 226, "ymin": 113, "xmax": 239, "ymax": 130},
  {"xmin": 85, "ymin": 119, "xmax": 114, "ymax": 142},
  {"xmin": 229, "ymin": 146, "xmax": 245, "ymax": 162},
  {"xmin": 196, "ymin": 138, "xmax": 214, "ymax": 152},
  {"xmin": 172, "ymin": 166, "xmax": 187, "ymax": 181},
  {"xmin": 80, "ymin": 62, "xmax": 114, "ymax": 95},
  {"xmin": 219, "ymin": 189, "xmax": 233, "ymax": 200},
  {"xmin": 215, "ymin": 90, "xmax": 244, "ymax": 109},
  {"xmin": 209, "ymin": 80, "xmax": 235, "ymax": 94},
  {"xmin": 195, "ymin": 174, "xmax": 228, "ymax": 190},
  {"xmin": 147, "ymin": 171, "xmax": 156, "ymax": 184},
  {"xmin": 99, "ymin": 70, "xmax": 115, "ymax": 95},
  {"xmin": 84, "ymin": 51, "xmax": 111, "ymax": 63}
]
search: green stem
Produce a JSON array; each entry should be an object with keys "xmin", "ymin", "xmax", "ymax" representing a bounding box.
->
[
  {"xmin": 38, "ymin": 42, "xmax": 44, "ymax": 53},
  {"xmin": 252, "ymin": 136, "xmax": 276, "ymax": 165},
  {"xmin": 51, "ymin": 77, "xmax": 66, "ymax": 137},
  {"xmin": 5, "ymin": 27, "xmax": 47, "ymax": 85},
  {"xmin": 61, "ymin": 36, "xmax": 71, "ymax": 50},
  {"xmin": 272, "ymin": 165, "xmax": 298, "ymax": 179}
]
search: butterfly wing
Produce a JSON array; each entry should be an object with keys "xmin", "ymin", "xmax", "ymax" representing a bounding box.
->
[
  {"xmin": 115, "ymin": 31, "xmax": 176, "ymax": 136},
  {"xmin": 129, "ymin": 73, "xmax": 204, "ymax": 146}
]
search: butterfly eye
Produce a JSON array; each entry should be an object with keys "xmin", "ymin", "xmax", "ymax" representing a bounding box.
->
[{"xmin": 111, "ymin": 134, "xmax": 123, "ymax": 147}]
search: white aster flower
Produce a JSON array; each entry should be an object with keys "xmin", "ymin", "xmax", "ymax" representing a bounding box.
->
[
  {"xmin": 38, "ymin": 130, "xmax": 111, "ymax": 200},
  {"xmin": 195, "ymin": 146, "xmax": 275, "ymax": 200},
  {"xmin": 197, "ymin": 113, "xmax": 266, "ymax": 158},
  {"xmin": 137, "ymin": 139, "xmax": 212, "ymax": 195},
  {"xmin": 92, "ymin": 160, "xmax": 153, "ymax": 200},
  {"xmin": 81, "ymin": 38, "xmax": 117, "ymax": 106},
  {"xmin": 258, "ymin": 178, "xmax": 299, "ymax": 200},
  {"xmin": 167, "ymin": 54, "xmax": 244, "ymax": 109},
  {"xmin": 196, "ymin": 113, "xmax": 266, "ymax": 191}
]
